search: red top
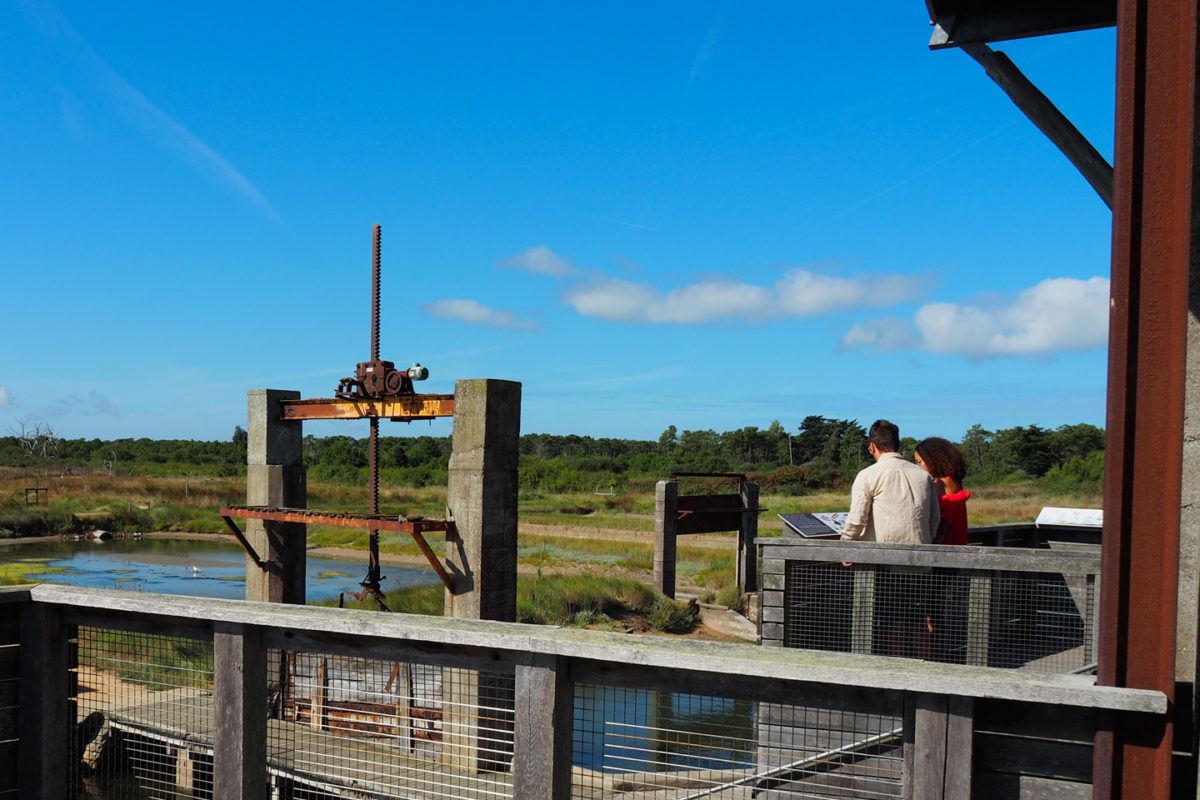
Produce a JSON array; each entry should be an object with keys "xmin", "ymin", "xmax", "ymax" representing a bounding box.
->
[{"xmin": 938, "ymin": 489, "xmax": 971, "ymax": 545}]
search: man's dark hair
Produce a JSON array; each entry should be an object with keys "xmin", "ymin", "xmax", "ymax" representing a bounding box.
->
[{"xmin": 869, "ymin": 419, "xmax": 900, "ymax": 453}]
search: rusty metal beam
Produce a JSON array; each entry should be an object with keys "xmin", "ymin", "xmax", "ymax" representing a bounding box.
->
[
  {"xmin": 1096, "ymin": 0, "xmax": 1196, "ymax": 796},
  {"xmin": 220, "ymin": 506, "xmax": 455, "ymax": 591},
  {"xmin": 220, "ymin": 514, "xmax": 265, "ymax": 569},
  {"xmin": 280, "ymin": 395, "xmax": 454, "ymax": 421}
]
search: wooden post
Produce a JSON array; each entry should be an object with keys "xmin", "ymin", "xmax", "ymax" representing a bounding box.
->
[
  {"xmin": 738, "ymin": 481, "xmax": 759, "ymax": 593},
  {"xmin": 904, "ymin": 692, "xmax": 973, "ymax": 799},
  {"xmin": 512, "ymin": 653, "xmax": 573, "ymax": 800},
  {"xmin": 213, "ymin": 623, "xmax": 267, "ymax": 800},
  {"xmin": 851, "ymin": 568, "xmax": 876, "ymax": 654},
  {"xmin": 655, "ymin": 480, "xmax": 678, "ymax": 598},
  {"xmin": 310, "ymin": 658, "xmax": 327, "ymax": 731},
  {"xmin": 966, "ymin": 573, "xmax": 993, "ymax": 667},
  {"xmin": 18, "ymin": 602, "xmax": 69, "ymax": 799},
  {"xmin": 173, "ymin": 747, "xmax": 195, "ymax": 792}
]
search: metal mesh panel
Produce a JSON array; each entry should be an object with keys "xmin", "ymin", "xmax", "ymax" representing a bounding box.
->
[
  {"xmin": 268, "ymin": 649, "xmax": 515, "ymax": 800},
  {"xmin": 783, "ymin": 562, "xmax": 1094, "ymax": 672},
  {"xmin": 70, "ymin": 626, "xmax": 215, "ymax": 800},
  {"xmin": 571, "ymin": 686, "xmax": 901, "ymax": 799}
]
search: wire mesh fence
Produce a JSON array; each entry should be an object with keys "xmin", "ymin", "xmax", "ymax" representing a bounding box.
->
[
  {"xmin": 571, "ymin": 685, "xmax": 903, "ymax": 799},
  {"xmin": 70, "ymin": 626, "xmax": 215, "ymax": 800},
  {"xmin": 268, "ymin": 649, "xmax": 515, "ymax": 800},
  {"xmin": 782, "ymin": 561, "xmax": 1095, "ymax": 672}
]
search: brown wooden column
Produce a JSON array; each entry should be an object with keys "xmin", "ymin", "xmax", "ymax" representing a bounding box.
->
[{"xmin": 1096, "ymin": 0, "xmax": 1197, "ymax": 796}]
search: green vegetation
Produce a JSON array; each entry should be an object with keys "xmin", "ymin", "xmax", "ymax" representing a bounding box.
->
[
  {"xmin": 78, "ymin": 629, "xmax": 214, "ymax": 691},
  {"xmin": 1, "ymin": 418, "xmax": 1104, "ymax": 497},
  {"xmin": 517, "ymin": 573, "xmax": 658, "ymax": 626},
  {"xmin": 312, "ymin": 574, "xmax": 699, "ymax": 633}
]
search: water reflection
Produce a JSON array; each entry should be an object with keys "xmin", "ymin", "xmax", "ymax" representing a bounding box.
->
[
  {"xmin": 0, "ymin": 538, "xmax": 438, "ymax": 601},
  {"xmin": 575, "ymin": 685, "xmax": 756, "ymax": 772}
]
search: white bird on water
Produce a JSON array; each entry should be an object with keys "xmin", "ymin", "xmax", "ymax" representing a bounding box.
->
[{"xmin": 191, "ymin": 565, "xmax": 200, "ymax": 574}]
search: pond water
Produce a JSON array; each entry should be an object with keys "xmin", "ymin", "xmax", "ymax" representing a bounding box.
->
[{"xmin": 0, "ymin": 537, "xmax": 438, "ymax": 601}]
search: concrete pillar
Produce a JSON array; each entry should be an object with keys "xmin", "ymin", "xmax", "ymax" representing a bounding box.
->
[
  {"xmin": 738, "ymin": 481, "xmax": 759, "ymax": 593},
  {"xmin": 654, "ymin": 481, "xmax": 678, "ymax": 598},
  {"xmin": 443, "ymin": 378, "xmax": 521, "ymax": 621},
  {"xmin": 245, "ymin": 389, "xmax": 307, "ymax": 604},
  {"xmin": 441, "ymin": 380, "xmax": 520, "ymax": 775}
]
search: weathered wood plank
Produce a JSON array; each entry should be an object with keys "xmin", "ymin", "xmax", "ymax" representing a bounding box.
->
[
  {"xmin": 25, "ymin": 585, "xmax": 1166, "ymax": 713},
  {"xmin": 974, "ymin": 733, "xmax": 1092, "ymax": 782},
  {"xmin": 758, "ymin": 540, "xmax": 1100, "ymax": 574},
  {"xmin": 0, "ymin": 618, "xmax": 17, "ymax": 649},
  {"xmin": 974, "ymin": 774, "xmax": 1091, "ymax": 800},
  {"xmin": 18, "ymin": 602, "xmax": 69, "ymax": 799},
  {"xmin": 0, "ymin": 740, "xmax": 14, "ymax": 794},
  {"xmin": 265, "ymin": 628, "xmax": 514, "ymax": 673},
  {"xmin": 213, "ymin": 623, "xmax": 267, "ymax": 800},
  {"xmin": 975, "ymin": 700, "xmax": 1097, "ymax": 742},
  {"xmin": 0, "ymin": 705, "xmax": 15, "ymax": 743},
  {"xmin": 906, "ymin": 694, "xmax": 949, "ymax": 800},
  {"xmin": 945, "ymin": 696, "xmax": 974, "ymax": 797},
  {"xmin": 512, "ymin": 653, "xmax": 572, "ymax": 800}
]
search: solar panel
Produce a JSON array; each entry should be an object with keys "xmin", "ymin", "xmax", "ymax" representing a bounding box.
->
[{"xmin": 778, "ymin": 512, "xmax": 846, "ymax": 539}]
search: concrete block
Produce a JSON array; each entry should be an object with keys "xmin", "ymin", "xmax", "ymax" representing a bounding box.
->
[
  {"xmin": 247, "ymin": 390, "xmax": 302, "ymax": 466},
  {"xmin": 445, "ymin": 379, "xmax": 521, "ymax": 622}
]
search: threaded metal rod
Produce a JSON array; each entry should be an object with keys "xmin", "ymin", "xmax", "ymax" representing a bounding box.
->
[
  {"xmin": 368, "ymin": 224, "xmax": 382, "ymax": 595},
  {"xmin": 371, "ymin": 224, "xmax": 381, "ymax": 362}
]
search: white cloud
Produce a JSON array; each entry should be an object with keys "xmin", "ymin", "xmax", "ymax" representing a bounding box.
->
[
  {"xmin": 840, "ymin": 277, "xmax": 1110, "ymax": 358},
  {"xmin": 424, "ymin": 299, "xmax": 538, "ymax": 332},
  {"xmin": 0, "ymin": 386, "xmax": 11, "ymax": 408},
  {"xmin": 689, "ymin": 24, "xmax": 721, "ymax": 84},
  {"xmin": 28, "ymin": 3, "xmax": 278, "ymax": 220},
  {"xmin": 562, "ymin": 268, "xmax": 925, "ymax": 325},
  {"xmin": 840, "ymin": 318, "xmax": 922, "ymax": 351},
  {"xmin": 499, "ymin": 245, "xmax": 576, "ymax": 277}
]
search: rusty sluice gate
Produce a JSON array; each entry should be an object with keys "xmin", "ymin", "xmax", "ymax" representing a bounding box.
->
[
  {"xmin": 257, "ymin": 224, "xmax": 457, "ymax": 607},
  {"xmin": 220, "ymin": 505, "xmax": 455, "ymax": 590}
]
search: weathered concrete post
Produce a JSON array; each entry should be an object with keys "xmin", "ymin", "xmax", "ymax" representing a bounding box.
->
[
  {"xmin": 738, "ymin": 481, "xmax": 759, "ymax": 594},
  {"xmin": 245, "ymin": 389, "xmax": 307, "ymax": 604},
  {"xmin": 442, "ymin": 379, "xmax": 520, "ymax": 774},
  {"xmin": 654, "ymin": 480, "xmax": 678, "ymax": 598},
  {"xmin": 443, "ymin": 378, "xmax": 521, "ymax": 621}
]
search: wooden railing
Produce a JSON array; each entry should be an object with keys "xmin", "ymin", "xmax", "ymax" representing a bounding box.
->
[
  {"xmin": 760, "ymin": 537, "xmax": 1100, "ymax": 672},
  {"xmin": 0, "ymin": 583, "xmax": 1163, "ymax": 799}
]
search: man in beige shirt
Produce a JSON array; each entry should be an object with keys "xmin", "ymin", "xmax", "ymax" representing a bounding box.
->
[{"xmin": 841, "ymin": 419, "xmax": 940, "ymax": 544}]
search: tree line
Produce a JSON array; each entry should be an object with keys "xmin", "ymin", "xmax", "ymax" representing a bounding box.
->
[{"xmin": 0, "ymin": 417, "xmax": 1105, "ymax": 494}]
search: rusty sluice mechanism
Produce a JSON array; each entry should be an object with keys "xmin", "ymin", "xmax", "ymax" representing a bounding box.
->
[
  {"xmin": 254, "ymin": 225, "xmax": 455, "ymax": 610},
  {"xmin": 219, "ymin": 505, "xmax": 454, "ymax": 592}
]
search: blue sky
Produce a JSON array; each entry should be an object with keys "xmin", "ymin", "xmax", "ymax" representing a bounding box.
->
[{"xmin": 0, "ymin": 2, "xmax": 1115, "ymax": 444}]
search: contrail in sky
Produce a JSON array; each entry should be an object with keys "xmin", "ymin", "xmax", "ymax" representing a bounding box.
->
[{"xmin": 22, "ymin": 0, "xmax": 280, "ymax": 221}]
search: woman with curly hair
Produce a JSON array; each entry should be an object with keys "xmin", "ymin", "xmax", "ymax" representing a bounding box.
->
[{"xmin": 915, "ymin": 437, "xmax": 970, "ymax": 545}]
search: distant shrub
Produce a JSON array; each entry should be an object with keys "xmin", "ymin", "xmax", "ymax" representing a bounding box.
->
[
  {"xmin": 717, "ymin": 585, "xmax": 745, "ymax": 614},
  {"xmin": 647, "ymin": 597, "xmax": 700, "ymax": 633},
  {"xmin": 1042, "ymin": 451, "xmax": 1105, "ymax": 493}
]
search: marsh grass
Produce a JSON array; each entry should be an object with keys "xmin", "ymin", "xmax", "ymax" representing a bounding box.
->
[
  {"xmin": 310, "ymin": 573, "xmax": 697, "ymax": 632},
  {"xmin": 78, "ymin": 629, "xmax": 214, "ymax": 691}
]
